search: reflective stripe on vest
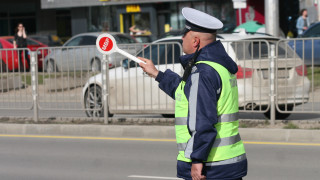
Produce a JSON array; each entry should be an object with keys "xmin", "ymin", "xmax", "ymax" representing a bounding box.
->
[
  {"xmin": 177, "ymin": 133, "xmax": 241, "ymax": 151},
  {"xmin": 174, "ymin": 61, "xmax": 246, "ymax": 163},
  {"xmin": 175, "ymin": 117, "xmax": 188, "ymax": 125},
  {"xmin": 205, "ymin": 154, "xmax": 246, "ymax": 166},
  {"xmin": 175, "ymin": 112, "xmax": 239, "ymax": 125}
]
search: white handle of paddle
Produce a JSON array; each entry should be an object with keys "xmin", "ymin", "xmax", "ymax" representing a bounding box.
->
[{"xmin": 117, "ymin": 48, "xmax": 146, "ymax": 64}]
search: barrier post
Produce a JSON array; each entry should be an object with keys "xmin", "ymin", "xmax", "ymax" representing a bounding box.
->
[
  {"xmin": 270, "ymin": 45, "xmax": 276, "ymax": 125},
  {"xmin": 31, "ymin": 51, "xmax": 38, "ymax": 122},
  {"xmin": 102, "ymin": 54, "xmax": 109, "ymax": 124}
]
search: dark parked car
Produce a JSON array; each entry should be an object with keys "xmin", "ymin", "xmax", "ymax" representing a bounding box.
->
[
  {"xmin": 29, "ymin": 34, "xmax": 63, "ymax": 47},
  {"xmin": 288, "ymin": 21, "xmax": 320, "ymax": 66}
]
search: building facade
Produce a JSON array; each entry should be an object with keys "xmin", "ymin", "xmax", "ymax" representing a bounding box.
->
[{"xmin": 1, "ymin": 0, "xmax": 317, "ymax": 41}]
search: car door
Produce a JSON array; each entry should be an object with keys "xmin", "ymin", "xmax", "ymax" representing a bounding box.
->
[
  {"xmin": 62, "ymin": 36, "xmax": 86, "ymax": 71},
  {"xmin": 0, "ymin": 39, "xmax": 17, "ymax": 71},
  {"xmin": 291, "ymin": 24, "xmax": 320, "ymax": 66},
  {"xmin": 78, "ymin": 35, "xmax": 97, "ymax": 71},
  {"xmin": 147, "ymin": 42, "xmax": 182, "ymax": 113},
  {"xmin": 302, "ymin": 24, "xmax": 320, "ymax": 66},
  {"xmin": 109, "ymin": 41, "xmax": 182, "ymax": 114}
]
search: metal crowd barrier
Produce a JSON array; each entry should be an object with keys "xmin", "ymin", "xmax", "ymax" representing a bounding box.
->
[
  {"xmin": 107, "ymin": 42, "xmax": 182, "ymax": 117},
  {"xmin": 0, "ymin": 48, "xmax": 33, "ymax": 110},
  {"xmin": 36, "ymin": 46, "xmax": 101, "ymax": 112},
  {"xmin": 223, "ymin": 40, "xmax": 271, "ymax": 114},
  {"xmin": 0, "ymin": 39, "xmax": 319, "ymax": 122},
  {"xmin": 35, "ymin": 43, "xmax": 144, "ymax": 118},
  {"xmin": 275, "ymin": 38, "xmax": 320, "ymax": 115}
]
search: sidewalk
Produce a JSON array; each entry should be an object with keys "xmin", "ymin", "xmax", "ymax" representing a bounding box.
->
[{"xmin": 0, "ymin": 123, "xmax": 320, "ymax": 143}]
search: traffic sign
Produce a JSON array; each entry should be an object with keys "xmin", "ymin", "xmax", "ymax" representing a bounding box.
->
[{"xmin": 96, "ymin": 33, "xmax": 145, "ymax": 64}]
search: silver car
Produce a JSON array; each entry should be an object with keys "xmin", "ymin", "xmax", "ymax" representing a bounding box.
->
[{"xmin": 44, "ymin": 32, "xmax": 139, "ymax": 72}]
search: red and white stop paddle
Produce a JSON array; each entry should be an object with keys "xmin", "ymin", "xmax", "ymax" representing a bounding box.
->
[{"xmin": 96, "ymin": 33, "xmax": 145, "ymax": 64}]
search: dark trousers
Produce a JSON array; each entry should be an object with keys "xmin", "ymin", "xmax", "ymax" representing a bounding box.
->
[{"xmin": 18, "ymin": 49, "xmax": 30, "ymax": 71}]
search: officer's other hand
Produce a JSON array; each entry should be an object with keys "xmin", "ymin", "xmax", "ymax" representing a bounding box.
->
[
  {"xmin": 191, "ymin": 163, "xmax": 206, "ymax": 180},
  {"xmin": 138, "ymin": 57, "xmax": 159, "ymax": 79}
]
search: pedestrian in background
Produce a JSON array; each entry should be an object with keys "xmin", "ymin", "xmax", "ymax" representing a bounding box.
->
[
  {"xmin": 139, "ymin": 7, "xmax": 247, "ymax": 180},
  {"xmin": 13, "ymin": 23, "xmax": 30, "ymax": 71},
  {"xmin": 296, "ymin": 9, "xmax": 310, "ymax": 37}
]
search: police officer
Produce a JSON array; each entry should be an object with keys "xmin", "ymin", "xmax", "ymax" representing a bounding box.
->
[{"xmin": 139, "ymin": 7, "xmax": 247, "ymax": 180}]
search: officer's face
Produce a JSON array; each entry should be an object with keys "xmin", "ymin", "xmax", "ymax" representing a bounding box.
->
[
  {"xmin": 182, "ymin": 31, "xmax": 194, "ymax": 54},
  {"xmin": 182, "ymin": 31, "xmax": 200, "ymax": 55}
]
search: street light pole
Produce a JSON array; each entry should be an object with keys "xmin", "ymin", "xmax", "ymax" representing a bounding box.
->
[{"xmin": 265, "ymin": 0, "xmax": 280, "ymax": 37}]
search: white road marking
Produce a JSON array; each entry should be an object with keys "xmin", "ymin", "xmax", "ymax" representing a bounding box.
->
[{"xmin": 128, "ymin": 175, "xmax": 182, "ymax": 179}]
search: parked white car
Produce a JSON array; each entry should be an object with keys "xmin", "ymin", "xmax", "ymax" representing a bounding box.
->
[
  {"xmin": 82, "ymin": 33, "xmax": 310, "ymax": 119},
  {"xmin": 44, "ymin": 32, "xmax": 140, "ymax": 72}
]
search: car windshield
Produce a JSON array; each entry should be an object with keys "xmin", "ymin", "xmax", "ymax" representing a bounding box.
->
[
  {"xmin": 127, "ymin": 43, "xmax": 181, "ymax": 67},
  {"xmin": 231, "ymin": 40, "xmax": 295, "ymax": 60},
  {"xmin": 302, "ymin": 23, "xmax": 320, "ymax": 37},
  {"xmin": 115, "ymin": 35, "xmax": 136, "ymax": 44},
  {"xmin": 26, "ymin": 38, "xmax": 41, "ymax": 45},
  {"xmin": 31, "ymin": 36, "xmax": 49, "ymax": 45}
]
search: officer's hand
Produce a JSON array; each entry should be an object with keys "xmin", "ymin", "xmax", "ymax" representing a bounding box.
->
[
  {"xmin": 138, "ymin": 57, "xmax": 159, "ymax": 79},
  {"xmin": 191, "ymin": 163, "xmax": 206, "ymax": 180}
]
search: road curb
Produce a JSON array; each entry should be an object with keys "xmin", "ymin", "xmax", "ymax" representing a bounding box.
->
[
  {"xmin": 0, "ymin": 124, "xmax": 175, "ymax": 139},
  {"xmin": 0, "ymin": 123, "xmax": 320, "ymax": 143}
]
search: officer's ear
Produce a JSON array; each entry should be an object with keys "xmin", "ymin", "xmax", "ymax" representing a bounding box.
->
[{"xmin": 192, "ymin": 36, "xmax": 200, "ymax": 49}]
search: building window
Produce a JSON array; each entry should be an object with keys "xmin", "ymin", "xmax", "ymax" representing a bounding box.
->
[
  {"xmin": 168, "ymin": 1, "xmax": 236, "ymax": 33},
  {"xmin": 88, "ymin": 6, "xmax": 115, "ymax": 32}
]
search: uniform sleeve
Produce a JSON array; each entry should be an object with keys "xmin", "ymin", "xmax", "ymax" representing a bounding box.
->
[
  {"xmin": 184, "ymin": 69, "xmax": 221, "ymax": 162},
  {"xmin": 156, "ymin": 69, "xmax": 182, "ymax": 100}
]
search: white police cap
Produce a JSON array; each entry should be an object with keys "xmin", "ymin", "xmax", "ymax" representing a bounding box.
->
[{"xmin": 182, "ymin": 7, "xmax": 223, "ymax": 34}]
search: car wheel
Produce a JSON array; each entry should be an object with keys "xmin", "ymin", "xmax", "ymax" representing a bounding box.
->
[
  {"xmin": 263, "ymin": 105, "xmax": 293, "ymax": 119},
  {"xmin": 91, "ymin": 58, "xmax": 101, "ymax": 72},
  {"xmin": 84, "ymin": 85, "xmax": 113, "ymax": 117},
  {"xmin": 46, "ymin": 60, "xmax": 58, "ymax": 73},
  {"xmin": 1, "ymin": 60, "xmax": 7, "ymax": 72}
]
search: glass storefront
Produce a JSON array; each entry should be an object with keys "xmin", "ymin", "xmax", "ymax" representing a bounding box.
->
[
  {"xmin": 0, "ymin": 2, "xmax": 37, "ymax": 36},
  {"xmin": 88, "ymin": 6, "xmax": 116, "ymax": 32},
  {"xmin": 86, "ymin": 0, "xmax": 237, "ymax": 38},
  {"xmin": 175, "ymin": 0, "xmax": 236, "ymax": 33}
]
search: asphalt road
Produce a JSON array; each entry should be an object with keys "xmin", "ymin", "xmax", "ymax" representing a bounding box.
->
[{"xmin": 0, "ymin": 135, "xmax": 319, "ymax": 180}]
